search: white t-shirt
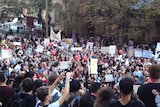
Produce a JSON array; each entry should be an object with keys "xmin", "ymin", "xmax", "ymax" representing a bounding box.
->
[{"xmin": 36, "ymin": 100, "xmax": 59, "ymax": 107}]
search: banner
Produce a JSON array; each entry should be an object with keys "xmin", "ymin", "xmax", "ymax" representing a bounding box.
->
[
  {"xmin": 101, "ymin": 46, "xmax": 109, "ymax": 54},
  {"xmin": 50, "ymin": 27, "xmax": 61, "ymax": 41},
  {"xmin": 143, "ymin": 50, "xmax": 153, "ymax": 59},
  {"xmin": 134, "ymin": 48, "xmax": 143, "ymax": 57},
  {"xmin": 109, "ymin": 45, "xmax": 116, "ymax": 56},
  {"xmin": 90, "ymin": 58, "xmax": 98, "ymax": 74},
  {"xmin": 2, "ymin": 49, "xmax": 12, "ymax": 58}
]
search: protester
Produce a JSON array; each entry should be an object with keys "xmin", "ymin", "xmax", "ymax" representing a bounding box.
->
[
  {"xmin": 0, "ymin": 72, "xmax": 14, "ymax": 107},
  {"xmin": 36, "ymin": 72, "xmax": 72, "ymax": 107},
  {"xmin": 94, "ymin": 87, "xmax": 114, "ymax": 107},
  {"xmin": 137, "ymin": 64, "xmax": 160, "ymax": 107},
  {"xmin": 6, "ymin": 77, "xmax": 36, "ymax": 107},
  {"xmin": 109, "ymin": 77, "xmax": 145, "ymax": 107}
]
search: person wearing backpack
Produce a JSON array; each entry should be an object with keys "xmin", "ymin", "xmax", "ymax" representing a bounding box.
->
[
  {"xmin": 109, "ymin": 77, "xmax": 145, "ymax": 107},
  {"xmin": 6, "ymin": 77, "xmax": 36, "ymax": 107},
  {"xmin": 60, "ymin": 79, "xmax": 81, "ymax": 107}
]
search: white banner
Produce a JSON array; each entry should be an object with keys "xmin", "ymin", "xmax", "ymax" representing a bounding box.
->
[{"xmin": 50, "ymin": 27, "xmax": 61, "ymax": 42}]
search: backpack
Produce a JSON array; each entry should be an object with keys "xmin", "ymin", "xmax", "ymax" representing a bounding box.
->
[
  {"xmin": 61, "ymin": 95, "xmax": 80, "ymax": 107},
  {"xmin": 9, "ymin": 93, "xmax": 26, "ymax": 107}
]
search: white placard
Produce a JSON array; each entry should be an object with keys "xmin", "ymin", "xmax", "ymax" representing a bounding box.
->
[
  {"xmin": 134, "ymin": 48, "xmax": 143, "ymax": 57},
  {"xmin": 13, "ymin": 42, "xmax": 21, "ymax": 46},
  {"xmin": 71, "ymin": 47, "xmax": 82, "ymax": 51},
  {"xmin": 36, "ymin": 45, "xmax": 44, "ymax": 53},
  {"xmin": 86, "ymin": 42, "xmax": 94, "ymax": 50},
  {"xmin": 109, "ymin": 45, "xmax": 116, "ymax": 56},
  {"xmin": 44, "ymin": 38, "xmax": 50, "ymax": 46},
  {"xmin": 90, "ymin": 58, "xmax": 98, "ymax": 74},
  {"xmin": 59, "ymin": 61, "xmax": 70, "ymax": 70},
  {"xmin": 105, "ymin": 74, "xmax": 114, "ymax": 82},
  {"xmin": 2, "ymin": 49, "xmax": 12, "ymax": 58},
  {"xmin": 143, "ymin": 50, "xmax": 153, "ymax": 59},
  {"xmin": 155, "ymin": 42, "xmax": 160, "ymax": 59}
]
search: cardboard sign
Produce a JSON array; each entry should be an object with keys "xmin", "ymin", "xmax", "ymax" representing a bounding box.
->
[
  {"xmin": 128, "ymin": 49, "xmax": 134, "ymax": 57},
  {"xmin": 65, "ymin": 38, "xmax": 72, "ymax": 44}
]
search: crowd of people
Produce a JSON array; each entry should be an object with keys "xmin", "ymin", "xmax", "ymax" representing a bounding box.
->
[{"xmin": 0, "ymin": 31, "xmax": 160, "ymax": 107}]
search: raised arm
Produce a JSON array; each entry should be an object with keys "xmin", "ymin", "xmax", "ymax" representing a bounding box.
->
[{"xmin": 58, "ymin": 72, "xmax": 72, "ymax": 105}]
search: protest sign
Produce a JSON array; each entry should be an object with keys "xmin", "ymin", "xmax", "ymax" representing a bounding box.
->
[
  {"xmin": 155, "ymin": 42, "xmax": 160, "ymax": 59},
  {"xmin": 65, "ymin": 38, "xmax": 72, "ymax": 44},
  {"xmin": 36, "ymin": 45, "xmax": 44, "ymax": 53},
  {"xmin": 59, "ymin": 61, "xmax": 70, "ymax": 70},
  {"xmin": 134, "ymin": 48, "xmax": 143, "ymax": 57},
  {"xmin": 101, "ymin": 46, "xmax": 109, "ymax": 54},
  {"xmin": 44, "ymin": 38, "xmax": 50, "ymax": 46},
  {"xmin": 105, "ymin": 74, "xmax": 114, "ymax": 82},
  {"xmin": 2, "ymin": 49, "xmax": 12, "ymax": 58},
  {"xmin": 86, "ymin": 42, "xmax": 94, "ymax": 50},
  {"xmin": 109, "ymin": 45, "xmax": 116, "ymax": 56},
  {"xmin": 13, "ymin": 42, "xmax": 21, "ymax": 46},
  {"xmin": 143, "ymin": 50, "xmax": 153, "ymax": 59},
  {"xmin": 71, "ymin": 47, "xmax": 82, "ymax": 51},
  {"xmin": 90, "ymin": 58, "xmax": 98, "ymax": 74}
]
